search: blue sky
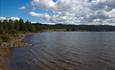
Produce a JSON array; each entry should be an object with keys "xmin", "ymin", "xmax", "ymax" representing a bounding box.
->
[
  {"xmin": 0, "ymin": 0, "xmax": 115, "ymax": 25},
  {"xmin": 0, "ymin": 0, "xmax": 52, "ymax": 22},
  {"xmin": 0, "ymin": 0, "xmax": 29, "ymax": 19}
]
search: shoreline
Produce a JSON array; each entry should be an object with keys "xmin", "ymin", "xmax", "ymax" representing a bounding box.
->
[
  {"xmin": 0, "ymin": 31, "xmax": 115, "ymax": 48},
  {"xmin": 0, "ymin": 32, "xmax": 33, "ymax": 48},
  {"xmin": 0, "ymin": 33, "xmax": 34, "ymax": 70}
]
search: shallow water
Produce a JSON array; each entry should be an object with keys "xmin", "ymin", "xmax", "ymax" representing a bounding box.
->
[{"xmin": 9, "ymin": 32, "xmax": 115, "ymax": 70}]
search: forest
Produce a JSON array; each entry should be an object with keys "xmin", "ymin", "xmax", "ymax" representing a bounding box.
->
[
  {"xmin": 33, "ymin": 23, "xmax": 115, "ymax": 31},
  {"xmin": 0, "ymin": 19, "xmax": 36, "ymax": 42},
  {"xmin": 0, "ymin": 19, "xmax": 115, "ymax": 42}
]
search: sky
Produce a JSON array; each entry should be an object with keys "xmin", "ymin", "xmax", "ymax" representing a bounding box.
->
[{"xmin": 0, "ymin": 0, "xmax": 115, "ymax": 25}]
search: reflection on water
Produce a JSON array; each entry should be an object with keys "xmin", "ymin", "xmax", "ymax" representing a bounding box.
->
[{"xmin": 5, "ymin": 32, "xmax": 115, "ymax": 70}]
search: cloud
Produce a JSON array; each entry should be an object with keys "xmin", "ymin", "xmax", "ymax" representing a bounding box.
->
[
  {"xmin": 29, "ymin": 11, "xmax": 40, "ymax": 17},
  {"xmin": 19, "ymin": 6, "xmax": 26, "ymax": 10},
  {"xmin": 87, "ymin": 0, "xmax": 115, "ymax": 11},
  {"xmin": 31, "ymin": 0, "xmax": 56, "ymax": 9},
  {"xmin": 29, "ymin": 11, "xmax": 51, "ymax": 21},
  {"xmin": 9, "ymin": 17, "xmax": 20, "ymax": 20},
  {"xmin": 0, "ymin": 17, "xmax": 7, "ymax": 20},
  {"xmin": 0, "ymin": 17, "xmax": 20, "ymax": 21},
  {"xmin": 30, "ymin": 0, "xmax": 115, "ymax": 25}
]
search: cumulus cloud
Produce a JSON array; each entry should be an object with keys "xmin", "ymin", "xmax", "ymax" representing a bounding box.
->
[
  {"xmin": 0, "ymin": 17, "xmax": 20, "ymax": 21},
  {"xmin": 87, "ymin": 0, "xmax": 115, "ymax": 11},
  {"xmin": 0, "ymin": 17, "xmax": 7, "ymax": 20},
  {"xmin": 29, "ymin": 11, "xmax": 51, "ymax": 21},
  {"xmin": 30, "ymin": 0, "xmax": 115, "ymax": 25},
  {"xmin": 9, "ymin": 17, "xmax": 20, "ymax": 20},
  {"xmin": 29, "ymin": 11, "xmax": 40, "ymax": 17},
  {"xmin": 31, "ymin": 0, "xmax": 56, "ymax": 9},
  {"xmin": 19, "ymin": 6, "xmax": 26, "ymax": 10}
]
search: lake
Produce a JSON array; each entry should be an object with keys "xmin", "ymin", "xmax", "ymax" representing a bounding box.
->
[{"xmin": 8, "ymin": 32, "xmax": 115, "ymax": 70}]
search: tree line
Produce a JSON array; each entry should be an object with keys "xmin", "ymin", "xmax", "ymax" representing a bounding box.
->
[
  {"xmin": 33, "ymin": 23, "xmax": 115, "ymax": 31},
  {"xmin": 0, "ymin": 19, "xmax": 115, "ymax": 33},
  {"xmin": 0, "ymin": 19, "xmax": 115, "ymax": 42},
  {"xmin": 0, "ymin": 19, "xmax": 37, "ymax": 34},
  {"xmin": 0, "ymin": 19, "xmax": 37, "ymax": 42}
]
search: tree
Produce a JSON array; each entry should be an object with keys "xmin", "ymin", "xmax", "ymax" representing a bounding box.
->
[
  {"xmin": 25, "ymin": 20, "xmax": 36, "ymax": 32},
  {"xmin": 19, "ymin": 19, "xmax": 25, "ymax": 31}
]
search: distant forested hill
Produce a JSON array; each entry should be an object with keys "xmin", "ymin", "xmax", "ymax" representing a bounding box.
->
[
  {"xmin": 33, "ymin": 23, "xmax": 115, "ymax": 31},
  {"xmin": 0, "ymin": 19, "xmax": 115, "ymax": 33}
]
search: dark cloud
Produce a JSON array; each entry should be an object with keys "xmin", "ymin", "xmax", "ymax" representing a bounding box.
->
[
  {"xmin": 88, "ymin": 0, "xmax": 115, "ymax": 11},
  {"xmin": 89, "ymin": 13, "xmax": 110, "ymax": 19}
]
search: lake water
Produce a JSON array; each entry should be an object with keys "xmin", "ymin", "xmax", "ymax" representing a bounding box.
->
[{"xmin": 9, "ymin": 32, "xmax": 115, "ymax": 70}]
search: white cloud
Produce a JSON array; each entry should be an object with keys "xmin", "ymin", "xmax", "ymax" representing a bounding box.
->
[
  {"xmin": 106, "ymin": 9, "xmax": 115, "ymax": 18},
  {"xmin": 31, "ymin": 0, "xmax": 56, "ymax": 9},
  {"xmin": 9, "ymin": 17, "xmax": 20, "ymax": 20},
  {"xmin": 0, "ymin": 17, "xmax": 7, "ymax": 20},
  {"xmin": 29, "ymin": 11, "xmax": 50, "ymax": 18},
  {"xmin": 29, "ymin": 11, "xmax": 40, "ymax": 17},
  {"xmin": 30, "ymin": 0, "xmax": 115, "ymax": 25},
  {"xmin": 0, "ymin": 17, "xmax": 20, "ymax": 21},
  {"xmin": 29, "ymin": 11, "xmax": 51, "ymax": 21},
  {"xmin": 19, "ymin": 6, "xmax": 26, "ymax": 10}
]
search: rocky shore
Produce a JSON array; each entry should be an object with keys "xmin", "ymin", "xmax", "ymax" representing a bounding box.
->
[
  {"xmin": 0, "ymin": 33, "xmax": 33, "ymax": 48},
  {"xmin": 0, "ymin": 33, "xmax": 34, "ymax": 70}
]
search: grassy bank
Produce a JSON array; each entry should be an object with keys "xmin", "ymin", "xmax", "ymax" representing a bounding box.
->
[
  {"xmin": 0, "ymin": 32, "xmax": 33, "ymax": 48},
  {"xmin": 0, "ymin": 31, "xmax": 24, "ymax": 43},
  {"xmin": 0, "ymin": 19, "xmax": 36, "ymax": 48}
]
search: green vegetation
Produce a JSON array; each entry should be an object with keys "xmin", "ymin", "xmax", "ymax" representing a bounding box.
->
[
  {"xmin": 0, "ymin": 19, "xmax": 115, "ymax": 43},
  {"xmin": 0, "ymin": 34, "xmax": 11, "ymax": 42},
  {"xmin": 33, "ymin": 23, "xmax": 115, "ymax": 31},
  {"xmin": 0, "ymin": 19, "xmax": 37, "ymax": 43}
]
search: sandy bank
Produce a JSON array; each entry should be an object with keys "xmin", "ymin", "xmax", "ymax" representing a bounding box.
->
[{"xmin": 0, "ymin": 33, "xmax": 33, "ymax": 48}]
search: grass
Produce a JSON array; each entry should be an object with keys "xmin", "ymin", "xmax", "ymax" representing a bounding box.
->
[
  {"xmin": 0, "ymin": 31, "xmax": 27, "ymax": 43},
  {"xmin": 0, "ymin": 34, "xmax": 11, "ymax": 42},
  {"xmin": 0, "ymin": 31, "xmax": 33, "ymax": 48}
]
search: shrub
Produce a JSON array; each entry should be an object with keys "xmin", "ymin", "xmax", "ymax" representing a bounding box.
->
[
  {"xmin": 0, "ymin": 38, "xmax": 3, "ymax": 44},
  {"xmin": 0, "ymin": 34, "xmax": 11, "ymax": 42}
]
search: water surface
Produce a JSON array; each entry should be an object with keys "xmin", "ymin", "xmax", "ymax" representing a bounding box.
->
[{"xmin": 9, "ymin": 32, "xmax": 115, "ymax": 70}]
